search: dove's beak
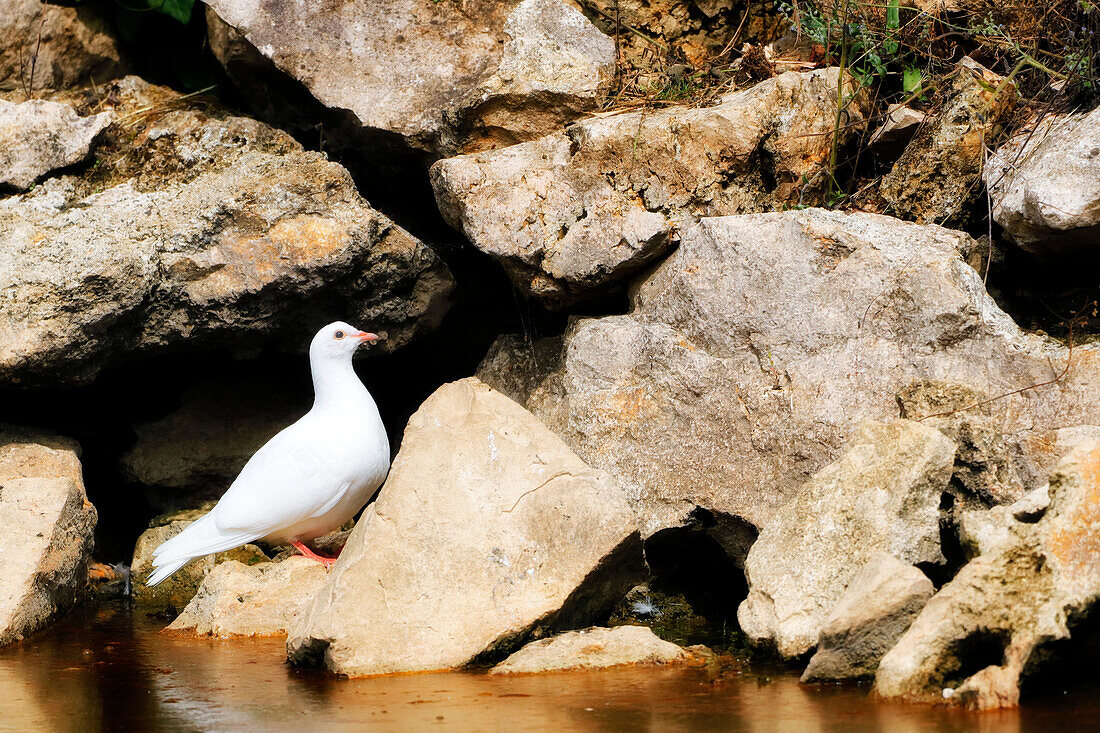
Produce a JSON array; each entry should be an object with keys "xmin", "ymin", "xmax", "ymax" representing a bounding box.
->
[{"xmin": 355, "ymin": 331, "xmax": 380, "ymax": 343}]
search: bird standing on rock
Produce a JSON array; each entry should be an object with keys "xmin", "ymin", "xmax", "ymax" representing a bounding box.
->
[{"xmin": 146, "ymin": 321, "xmax": 391, "ymax": 587}]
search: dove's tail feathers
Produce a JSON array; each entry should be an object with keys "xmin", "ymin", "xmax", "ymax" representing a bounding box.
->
[{"xmin": 146, "ymin": 513, "xmax": 259, "ymax": 587}]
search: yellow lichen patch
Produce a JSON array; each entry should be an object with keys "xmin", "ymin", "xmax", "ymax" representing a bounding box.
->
[
  {"xmin": 267, "ymin": 215, "xmax": 352, "ymax": 263},
  {"xmin": 1045, "ymin": 443, "xmax": 1100, "ymax": 587},
  {"xmin": 593, "ymin": 386, "xmax": 657, "ymax": 426}
]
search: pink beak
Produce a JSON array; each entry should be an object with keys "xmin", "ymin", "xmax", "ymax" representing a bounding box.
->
[{"xmin": 355, "ymin": 331, "xmax": 380, "ymax": 343}]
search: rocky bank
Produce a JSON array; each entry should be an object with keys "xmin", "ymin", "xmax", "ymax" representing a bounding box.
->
[{"xmin": 0, "ymin": 0, "xmax": 1097, "ymax": 714}]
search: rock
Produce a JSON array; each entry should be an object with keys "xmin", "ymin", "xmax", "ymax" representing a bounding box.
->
[
  {"xmin": 206, "ymin": 0, "xmax": 614, "ymax": 157},
  {"xmin": 880, "ymin": 58, "xmax": 1018, "ymax": 224},
  {"xmin": 477, "ymin": 210, "xmax": 1100, "ymax": 539},
  {"xmin": 130, "ymin": 506, "xmax": 268, "ymax": 614},
  {"xmin": 120, "ymin": 377, "xmax": 304, "ymax": 509},
  {"xmin": 0, "ymin": 77, "xmax": 454, "ymax": 386},
  {"xmin": 897, "ymin": 380, "xmax": 1024, "ymax": 505},
  {"xmin": 168, "ymin": 557, "xmax": 328, "ymax": 637},
  {"xmin": 0, "ymin": 426, "xmax": 97, "ymax": 646},
  {"xmin": 984, "ymin": 107, "xmax": 1100, "ymax": 257},
  {"xmin": 0, "ymin": 99, "xmax": 112, "ymax": 190},
  {"xmin": 287, "ymin": 377, "xmax": 644, "ymax": 676},
  {"xmin": 489, "ymin": 625, "xmax": 697, "ymax": 674},
  {"xmin": 875, "ymin": 440, "xmax": 1100, "ymax": 709},
  {"xmin": 868, "ymin": 104, "xmax": 927, "ymax": 156},
  {"xmin": 737, "ymin": 421, "xmax": 954, "ymax": 659},
  {"xmin": 432, "ymin": 69, "xmax": 869, "ymax": 307},
  {"xmin": 0, "ymin": 0, "xmax": 126, "ymax": 94},
  {"xmin": 801, "ymin": 552, "xmax": 934, "ymax": 682},
  {"xmin": 959, "ymin": 484, "xmax": 1052, "ymax": 559}
]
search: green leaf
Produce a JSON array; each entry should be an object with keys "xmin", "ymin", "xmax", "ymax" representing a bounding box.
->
[
  {"xmin": 150, "ymin": 0, "xmax": 194, "ymax": 24},
  {"xmin": 884, "ymin": 0, "xmax": 900, "ymax": 54},
  {"xmin": 903, "ymin": 66, "xmax": 923, "ymax": 94}
]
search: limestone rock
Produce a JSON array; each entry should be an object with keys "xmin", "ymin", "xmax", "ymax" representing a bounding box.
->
[
  {"xmin": 0, "ymin": 77, "xmax": 453, "ymax": 386},
  {"xmin": 881, "ymin": 58, "xmax": 1017, "ymax": 224},
  {"xmin": 477, "ymin": 210, "xmax": 1100, "ymax": 538},
  {"xmin": 120, "ymin": 377, "xmax": 304, "ymax": 508},
  {"xmin": 168, "ymin": 557, "xmax": 328, "ymax": 637},
  {"xmin": 0, "ymin": 0, "xmax": 126, "ymax": 94},
  {"xmin": 737, "ymin": 421, "xmax": 954, "ymax": 659},
  {"xmin": 869, "ymin": 104, "xmax": 927, "ymax": 155},
  {"xmin": 490, "ymin": 625, "xmax": 696, "ymax": 674},
  {"xmin": 801, "ymin": 552, "xmax": 934, "ymax": 682},
  {"xmin": 0, "ymin": 426, "xmax": 97, "ymax": 646},
  {"xmin": 0, "ymin": 99, "xmax": 112, "ymax": 190},
  {"xmin": 130, "ymin": 507, "xmax": 268, "ymax": 614},
  {"xmin": 287, "ymin": 378, "xmax": 644, "ymax": 677},
  {"xmin": 984, "ymin": 107, "xmax": 1100, "ymax": 257},
  {"xmin": 875, "ymin": 440, "xmax": 1100, "ymax": 709},
  {"xmin": 206, "ymin": 0, "xmax": 614, "ymax": 157},
  {"xmin": 432, "ymin": 69, "xmax": 869, "ymax": 307},
  {"xmin": 897, "ymin": 379, "xmax": 1024, "ymax": 505}
]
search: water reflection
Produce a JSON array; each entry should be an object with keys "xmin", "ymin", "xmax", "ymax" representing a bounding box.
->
[{"xmin": 0, "ymin": 606, "xmax": 1094, "ymax": 732}]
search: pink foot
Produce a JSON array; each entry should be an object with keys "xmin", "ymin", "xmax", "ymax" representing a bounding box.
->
[{"xmin": 291, "ymin": 539, "xmax": 338, "ymax": 568}]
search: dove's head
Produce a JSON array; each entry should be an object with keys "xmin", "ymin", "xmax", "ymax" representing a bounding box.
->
[{"xmin": 309, "ymin": 321, "xmax": 384, "ymax": 362}]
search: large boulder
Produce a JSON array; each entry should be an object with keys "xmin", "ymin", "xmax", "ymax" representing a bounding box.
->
[
  {"xmin": 477, "ymin": 210, "xmax": 1100, "ymax": 538},
  {"xmin": 120, "ymin": 376, "xmax": 305, "ymax": 510},
  {"xmin": 168, "ymin": 556, "xmax": 328, "ymax": 637},
  {"xmin": 287, "ymin": 377, "xmax": 644, "ymax": 676},
  {"xmin": 737, "ymin": 421, "xmax": 953, "ymax": 659},
  {"xmin": 875, "ymin": 440, "xmax": 1100, "ymax": 709},
  {"xmin": 0, "ymin": 77, "xmax": 454, "ymax": 386},
  {"xmin": 880, "ymin": 58, "xmax": 1017, "ymax": 225},
  {"xmin": 205, "ymin": 0, "xmax": 614, "ymax": 157},
  {"xmin": 432, "ymin": 69, "xmax": 869, "ymax": 307},
  {"xmin": 984, "ymin": 107, "xmax": 1100, "ymax": 257},
  {"xmin": 0, "ymin": 426, "xmax": 97, "ymax": 646},
  {"xmin": 0, "ymin": 99, "xmax": 112, "ymax": 190},
  {"xmin": 489, "ymin": 625, "xmax": 698, "ymax": 674},
  {"xmin": 0, "ymin": 0, "xmax": 126, "ymax": 94},
  {"xmin": 801, "ymin": 551, "xmax": 934, "ymax": 682}
]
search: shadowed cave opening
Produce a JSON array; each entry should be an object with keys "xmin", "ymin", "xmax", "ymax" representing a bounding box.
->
[
  {"xmin": 1021, "ymin": 603, "xmax": 1100, "ymax": 700},
  {"xmin": 943, "ymin": 628, "xmax": 1012, "ymax": 690},
  {"xmin": 609, "ymin": 509, "xmax": 756, "ymax": 648}
]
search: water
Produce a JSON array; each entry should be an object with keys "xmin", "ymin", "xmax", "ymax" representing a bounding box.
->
[{"xmin": 1, "ymin": 605, "xmax": 1096, "ymax": 732}]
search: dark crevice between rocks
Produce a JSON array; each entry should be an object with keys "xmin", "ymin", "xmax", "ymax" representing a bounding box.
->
[
  {"xmin": 609, "ymin": 508, "xmax": 756, "ymax": 651},
  {"xmin": 942, "ymin": 629, "xmax": 1012, "ymax": 690},
  {"xmin": 465, "ymin": 531, "xmax": 649, "ymax": 669},
  {"xmin": 1021, "ymin": 602, "xmax": 1100, "ymax": 700},
  {"xmin": 920, "ymin": 490, "xmax": 970, "ymax": 589}
]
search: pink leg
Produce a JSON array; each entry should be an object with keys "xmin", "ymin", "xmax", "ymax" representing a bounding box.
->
[{"xmin": 291, "ymin": 539, "xmax": 338, "ymax": 568}]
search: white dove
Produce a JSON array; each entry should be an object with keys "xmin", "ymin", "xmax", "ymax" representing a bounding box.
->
[{"xmin": 146, "ymin": 321, "xmax": 391, "ymax": 586}]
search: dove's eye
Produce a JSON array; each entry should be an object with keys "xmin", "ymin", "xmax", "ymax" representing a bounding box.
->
[{"xmin": 334, "ymin": 330, "xmax": 345, "ymax": 340}]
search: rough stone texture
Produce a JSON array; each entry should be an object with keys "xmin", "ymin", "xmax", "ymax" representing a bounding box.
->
[
  {"xmin": 959, "ymin": 484, "xmax": 1051, "ymax": 559},
  {"xmin": 287, "ymin": 378, "xmax": 644, "ymax": 677},
  {"xmin": 0, "ymin": 77, "xmax": 453, "ymax": 386},
  {"xmin": 581, "ymin": 0, "xmax": 784, "ymax": 72},
  {"xmin": 0, "ymin": 99, "xmax": 112, "ymax": 190},
  {"xmin": 880, "ymin": 58, "xmax": 1017, "ymax": 224},
  {"xmin": 120, "ymin": 377, "xmax": 305, "ymax": 509},
  {"xmin": 801, "ymin": 552, "xmax": 934, "ymax": 682},
  {"xmin": 489, "ymin": 625, "xmax": 696, "ymax": 674},
  {"xmin": 0, "ymin": 426, "xmax": 97, "ymax": 646},
  {"xmin": 869, "ymin": 104, "xmax": 927, "ymax": 154},
  {"xmin": 432, "ymin": 69, "xmax": 869, "ymax": 307},
  {"xmin": 477, "ymin": 210, "xmax": 1100, "ymax": 538},
  {"xmin": 206, "ymin": 0, "xmax": 614, "ymax": 157},
  {"xmin": 984, "ymin": 107, "xmax": 1100, "ymax": 257},
  {"xmin": 130, "ymin": 506, "xmax": 268, "ymax": 614},
  {"xmin": 168, "ymin": 556, "xmax": 328, "ymax": 637},
  {"xmin": 0, "ymin": 0, "xmax": 126, "ymax": 94},
  {"xmin": 737, "ymin": 421, "xmax": 954, "ymax": 659},
  {"xmin": 875, "ymin": 440, "xmax": 1100, "ymax": 709},
  {"xmin": 897, "ymin": 379, "xmax": 1024, "ymax": 505}
]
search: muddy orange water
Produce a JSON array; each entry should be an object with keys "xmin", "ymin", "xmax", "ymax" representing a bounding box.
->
[{"xmin": 1, "ymin": 605, "xmax": 1096, "ymax": 732}]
